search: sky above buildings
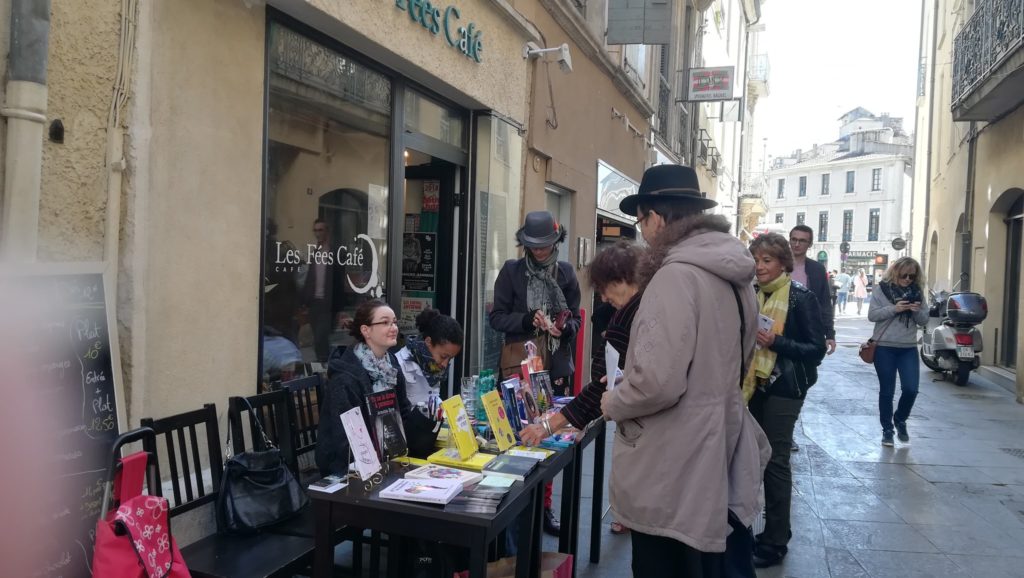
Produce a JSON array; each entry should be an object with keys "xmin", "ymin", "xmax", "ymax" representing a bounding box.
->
[{"xmin": 753, "ymin": 0, "xmax": 923, "ymax": 170}]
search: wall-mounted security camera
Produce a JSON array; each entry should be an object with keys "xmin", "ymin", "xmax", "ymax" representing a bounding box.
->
[{"xmin": 523, "ymin": 42, "xmax": 573, "ymax": 74}]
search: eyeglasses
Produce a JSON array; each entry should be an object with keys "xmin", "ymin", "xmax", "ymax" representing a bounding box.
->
[
  {"xmin": 899, "ymin": 273, "xmax": 917, "ymax": 281},
  {"xmin": 368, "ymin": 319, "xmax": 398, "ymax": 328},
  {"xmin": 313, "ymin": 228, "xmax": 326, "ymax": 234},
  {"xmin": 636, "ymin": 212, "xmax": 654, "ymax": 227},
  {"xmin": 789, "ymin": 238, "xmax": 812, "ymax": 246}
]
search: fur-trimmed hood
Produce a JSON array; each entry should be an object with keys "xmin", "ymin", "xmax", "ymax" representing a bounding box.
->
[{"xmin": 638, "ymin": 214, "xmax": 755, "ymax": 289}]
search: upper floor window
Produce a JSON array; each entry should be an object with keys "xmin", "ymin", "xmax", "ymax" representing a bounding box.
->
[
  {"xmin": 842, "ymin": 210, "xmax": 854, "ymax": 242},
  {"xmin": 846, "ymin": 170, "xmax": 855, "ymax": 193},
  {"xmin": 821, "ymin": 174, "xmax": 830, "ymax": 195},
  {"xmin": 775, "ymin": 212, "xmax": 784, "ymax": 223},
  {"xmin": 623, "ymin": 45, "xmax": 648, "ymax": 89},
  {"xmin": 871, "ymin": 168, "xmax": 882, "ymax": 191},
  {"xmin": 799, "ymin": 176, "xmax": 807, "ymax": 197},
  {"xmin": 777, "ymin": 178, "xmax": 785, "ymax": 199},
  {"xmin": 868, "ymin": 208, "xmax": 880, "ymax": 241},
  {"xmin": 796, "ymin": 212, "xmax": 805, "ymax": 226},
  {"xmin": 818, "ymin": 211, "xmax": 829, "ymax": 242}
]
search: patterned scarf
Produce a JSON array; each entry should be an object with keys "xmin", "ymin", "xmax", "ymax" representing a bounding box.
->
[
  {"xmin": 881, "ymin": 281, "xmax": 923, "ymax": 327},
  {"xmin": 742, "ymin": 273, "xmax": 792, "ymax": 402},
  {"xmin": 353, "ymin": 342, "xmax": 398, "ymax": 393},
  {"xmin": 405, "ymin": 335, "xmax": 448, "ymax": 389},
  {"xmin": 524, "ymin": 247, "xmax": 569, "ymax": 354}
]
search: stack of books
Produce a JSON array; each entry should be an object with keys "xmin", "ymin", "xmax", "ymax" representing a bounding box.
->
[
  {"xmin": 445, "ymin": 483, "xmax": 513, "ymax": 514},
  {"xmin": 481, "ymin": 454, "xmax": 539, "ymax": 482},
  {"xmin": 379, "ymin": 477, "xmax": 463, "ymax": 505},
  {"xmin": 405, "ymin": 464, "xmax": 483, "ymax": 486}
]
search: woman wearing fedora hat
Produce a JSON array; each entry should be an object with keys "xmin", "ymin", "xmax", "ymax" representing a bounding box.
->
[{"xmin": 489, "ymin": 210, "xmax": 581, "ymax": 536}]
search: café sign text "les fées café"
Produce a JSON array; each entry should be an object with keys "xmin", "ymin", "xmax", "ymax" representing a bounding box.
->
[{"xmin": 394, "ymin": 0, "xmax": 483, "ymax": 63}]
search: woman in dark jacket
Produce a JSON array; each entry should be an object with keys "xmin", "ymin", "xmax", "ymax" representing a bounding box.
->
[
  {"xmin": 489, "ymin": 211, "xmax": 581, "ymax": 391},
  {"xmin": 316, "ymin": 299, "xmax": 434, "ymax": 476},
  {"xmin": 745, "ymin": 233, "xmax": 826, "ymax": 568}
]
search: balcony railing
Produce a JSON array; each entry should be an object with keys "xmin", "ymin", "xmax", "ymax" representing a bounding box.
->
[
  {"xmin": 657, "ymin": 74, "xmax": 670, "ymax": 141},
  {"xmin": 749, "ymin": 54, "xmax": 770, "ymax": 82},
  {"xmin": 952, "ymin": 0, "xmax": 1024, "ymax": 109}
]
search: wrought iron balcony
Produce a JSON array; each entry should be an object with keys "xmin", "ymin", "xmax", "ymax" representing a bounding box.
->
[
  {"xmin": 656, "ymin": 74, "xmax": 670, "ymax": 141},
  {"xmin": 951, "ymin": 0, "xmax": 1024, "ymax": 121}
]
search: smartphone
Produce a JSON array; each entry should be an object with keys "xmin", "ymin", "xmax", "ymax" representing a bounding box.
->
[{"xmin": 554, "ymin": 309, "xmax": 571, "ymax": 331}]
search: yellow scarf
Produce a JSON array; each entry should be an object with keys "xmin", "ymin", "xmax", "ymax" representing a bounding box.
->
[{"xmin": 742, "ymin": 273, "xmax": 791, "ymax": 402}]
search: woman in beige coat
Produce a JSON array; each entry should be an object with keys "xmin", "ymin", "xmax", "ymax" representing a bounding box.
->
[{"xmin": 601, "ymin": 165, "xmax": 770, "ymax": 578}]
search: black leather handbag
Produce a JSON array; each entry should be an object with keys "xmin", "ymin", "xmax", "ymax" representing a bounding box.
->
[{"xmin": 217, "ymin": 398, "xmax": 308, "ymax": 534}]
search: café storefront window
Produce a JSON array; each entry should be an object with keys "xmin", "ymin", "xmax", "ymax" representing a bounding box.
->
[{"xmin": 263, "ymin": 23, "xmax": 391, "ymax": 378}]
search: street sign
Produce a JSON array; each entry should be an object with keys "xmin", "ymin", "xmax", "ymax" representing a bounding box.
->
[
  {"xmin": 840, "ymin": 241, "xmax": 850, "ymax": 254},
  {"xmin": 892, "ymin": 237, "xmax": 907, "ymax": 251}
]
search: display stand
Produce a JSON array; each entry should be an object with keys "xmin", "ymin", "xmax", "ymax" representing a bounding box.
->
[{"xmin": 348, "ymin": 445, "xmax": 389, "ymax": 491}]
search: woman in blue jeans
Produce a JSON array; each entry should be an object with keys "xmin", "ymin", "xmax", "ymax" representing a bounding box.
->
[{"xmin": 867, "ymin": 258, "xmax": 929, "ymax": 447}]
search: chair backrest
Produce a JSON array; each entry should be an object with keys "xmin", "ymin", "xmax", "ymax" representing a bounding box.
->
[
  {"xmin": 277, "ymin": 375, "xmax": 322, "ymax": 460},
  {"xmin": 227, "ymin": 390, "xmax": 298, "ymax": 475},
  {"xmin": 140, "ymin": 403, "xmax": 223, "ymax": 517}
]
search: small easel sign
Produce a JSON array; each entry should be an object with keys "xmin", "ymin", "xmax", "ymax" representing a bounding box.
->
[{"xmin": 340, "ymin": 407, "xmax": 387, "ymax": 490}]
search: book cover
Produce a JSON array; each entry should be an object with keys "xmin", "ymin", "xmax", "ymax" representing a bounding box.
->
[
  {"xmin": 406, "ymin": 464, "xmax": 483, "ymax": 486},
  {"xmin": 507, "ymin": 447, "xmax": 552, "ymax": 461},
  {"xmin": 481, "ymin": 390, "xmax": 517, "ymax": 451},
  {"xmin": 340, "ymin": 406, "xmax": 381, "ymax": 481},
  {"xmin": 519, "ymin": 385, "xmax": 541, "ymax": 424},
  {"xmin": 366, "ymin": 389, "xmax": 407, "ymax": 460},
  {"xmin": 529, "ymin": 370, "xmax": 555, "ymax": 412},
  {"xmin": 441, "ymin": 395, "xmax": 478, "ymax": 460},
  {"xmin": 481, "ymin": 454, "xmax": 538, "ymax": 482},
  {"xmin": 427, "ymin": 448, "xmax": 495, "ymax": 472},
  {"xmin": 308, "ymin": 475, "xmax": 348, "ymax": 493},
  {"xmin": 499, "ymin": 378, "xmax": 523, "ymax": 432},
  {"xmin": 379, "ymin": 478, "xmax": 463, "ymax": 505}
]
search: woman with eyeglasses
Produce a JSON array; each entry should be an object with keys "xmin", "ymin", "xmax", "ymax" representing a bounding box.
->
[
  {"xmin": 316, "ymin": 299, "xmax": 437, "ymax": 476},
  {"xmin": 867, "ymin": 258, "xmax": 929, "ymax": 447},
  {"xmin": 396, "ymin": 309, "xmax": 464, "ymax": 406}
]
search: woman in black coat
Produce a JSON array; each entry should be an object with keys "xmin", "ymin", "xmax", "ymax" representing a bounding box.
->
[
  {"xmin": 489, "ymin": 211, "xmax": 581, "ymax": 390},
  {"xmin": 745, "ymin": 233, "xmax": 827, "ymax": 569},
  {"xmin": 315, "ymin": 299, "xmax": 435, "ymax": 476}
]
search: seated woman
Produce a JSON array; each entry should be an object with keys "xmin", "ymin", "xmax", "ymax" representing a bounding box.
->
[
  {"xmin": 745, "ymin": 233, "xmax": 826, "ymax": 568},
  {"xmin": 315, "ymin": 299, "xmax": 436, "ymax": 477},
  {"xmin": 518, "ymin": 241, "xmax": 641, "ymax": 534},
  {"xmin": 396, "ymin": 309, "xmax": 464, "ymax": 407}
]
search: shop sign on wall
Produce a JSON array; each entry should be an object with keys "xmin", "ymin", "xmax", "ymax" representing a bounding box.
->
[{"xmin": 393, "ymin": 0, "xmax": 484, "ymax": 63}]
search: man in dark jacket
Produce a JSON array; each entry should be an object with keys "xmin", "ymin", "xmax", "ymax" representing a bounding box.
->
[{"xmin": 789, "ymin": 225, "xmax": 836, "ymax": 354}]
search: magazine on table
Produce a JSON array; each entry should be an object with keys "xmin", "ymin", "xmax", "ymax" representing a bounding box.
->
[
  {"xmin": 308, "ymin": 475, "xmax": 348, "ymax": 493},
  {"xmin": 379, "ymin": 478, "xmax": 463, "ymax": 505},
  {"xmin": 481, "ymin": 454, "xmax": 538, "ymax": 482}
]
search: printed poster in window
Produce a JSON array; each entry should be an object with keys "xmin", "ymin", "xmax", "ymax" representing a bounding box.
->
[
  {"xmin": 422, "ymin": 180, "xmax": 440, "ymax": 212},
  {"xmin": 400, "ymin": 296, "xmax": 433, "ymax": 332},
  {"xmin": 401, "ymin": 232, "xmax": 436, "ymax": 292}
]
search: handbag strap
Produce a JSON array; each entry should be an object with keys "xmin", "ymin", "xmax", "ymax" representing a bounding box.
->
[
  {"xmin": 732, "ymin": 285, "xmax": 746, "ymax": 390},
  {"xmin": 873, "ymin": 317, "xmax": 898, "ymax": 342},
  {"xmin": 225, "ymin": 396, "xmax": 276, "ymax": 458}
]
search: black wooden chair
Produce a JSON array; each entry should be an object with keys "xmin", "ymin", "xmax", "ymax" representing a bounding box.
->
[
  {"xmin": 277, "ymin": 375, "xmax": 322, "ymax": 484},
  {"xmin": 140, "ymin": 403, "xmax": 313, "ymax": 578}
]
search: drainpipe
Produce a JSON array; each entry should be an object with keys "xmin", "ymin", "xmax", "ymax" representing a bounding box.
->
[
  {"xmin": 1, "ymin": 0, "xmax": 51, "ymax": 261},
  {"xmin": 919, "ymin": 0, "xmax": 939, "ymax": 269},
  {"xmin": 961, "ymin": 121, "xmax": 977, "ymax": 291}
]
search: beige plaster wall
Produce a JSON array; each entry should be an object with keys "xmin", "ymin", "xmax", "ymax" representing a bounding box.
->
[
  {"xmin": 0, "ymin": 0, "xmax": 8, "ymax": 208},
  {"xmin": 299, "ymin": 0, "xmax": 532, "ymax": 124},
  {"xmin": 36, "ymin": 0, "xmax": 120, "ymax": 261},
  {"xmin": 126, "ymin": 0, "xmax": 266, "ymax": 425}
]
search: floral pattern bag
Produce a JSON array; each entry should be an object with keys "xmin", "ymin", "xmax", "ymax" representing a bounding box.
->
[{"xmin": 92, "ymin": 451, "xmax": 192, "ymax": 578}]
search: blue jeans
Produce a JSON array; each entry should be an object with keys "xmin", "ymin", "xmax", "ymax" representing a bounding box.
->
[
  {"xmin": 837, "ymin": 291, "xmax": 849, "ymax": 310},
  {"xmin": 874, "ymin": 346, "xmax": 920, "ymax": 432}
]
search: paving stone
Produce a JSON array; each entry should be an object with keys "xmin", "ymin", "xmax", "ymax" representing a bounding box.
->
[
  {"xmin": 850, "ymin": 550, "xmax": 971, "ymax": 578},
  {"xmin": 821, "ymin": 519, "xmax": 936, "ymax": 553}
]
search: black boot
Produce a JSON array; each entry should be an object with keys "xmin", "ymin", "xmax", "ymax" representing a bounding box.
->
[{"xmin": 543, "ymin": 508, "xmax": 561, "ymax": 536}]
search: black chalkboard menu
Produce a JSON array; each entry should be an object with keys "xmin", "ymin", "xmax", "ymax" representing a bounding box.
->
[{"xmin": 8, "ymin": 269, "xmax": 124, "ymax": 578}]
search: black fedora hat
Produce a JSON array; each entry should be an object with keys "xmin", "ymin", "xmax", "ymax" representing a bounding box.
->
[
  {"xmin": 619, "ymin": 164, "xmax": 718, "ymax": 216},
  {"xmin": 515, "ymin": 211, "xmax": 565, "ymax": 248}
]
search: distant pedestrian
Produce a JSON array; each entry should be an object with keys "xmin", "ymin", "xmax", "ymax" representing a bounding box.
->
[
  {"xmin": 868, "ymin": 258, "xmax": 929, "ymax": 447},
  {"xmin": 854, "ymin": 269, "xmax": 869, "ymax": 314},
  {"xmin": 788, "ymin": 226, "xmax": 835, "ymax": 355},
  {"xmin": 835, "ymin": 269, "xmax": 852, "ymax": 313}
]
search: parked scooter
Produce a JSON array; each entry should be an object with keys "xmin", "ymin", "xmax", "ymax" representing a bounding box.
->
[{"xmin": 919, "ymin": 286, "xmax": 988, "ymax": 386}]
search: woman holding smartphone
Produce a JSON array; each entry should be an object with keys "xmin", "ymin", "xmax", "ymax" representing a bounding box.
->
[{"xmin": 867, "ymin": 258, "xmax": 929, "ymax": 447}]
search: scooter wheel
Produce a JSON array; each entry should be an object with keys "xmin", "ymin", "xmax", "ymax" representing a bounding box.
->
[
  {"xmin": 920, "ymin": 349, "xmax": 941, "ymax": 372},
  {"xmin": 954, "ymin": 362, "xmax": 971, "ymax": 386}
]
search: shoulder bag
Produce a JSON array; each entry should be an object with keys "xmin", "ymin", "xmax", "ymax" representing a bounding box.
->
[
  {"xmin": 217, "ymin": 397, "xmax": 308, "ymax": 533},
  {"xmin": 859, "ymin": 318, "xmax": 896, "ymax": 364}
]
